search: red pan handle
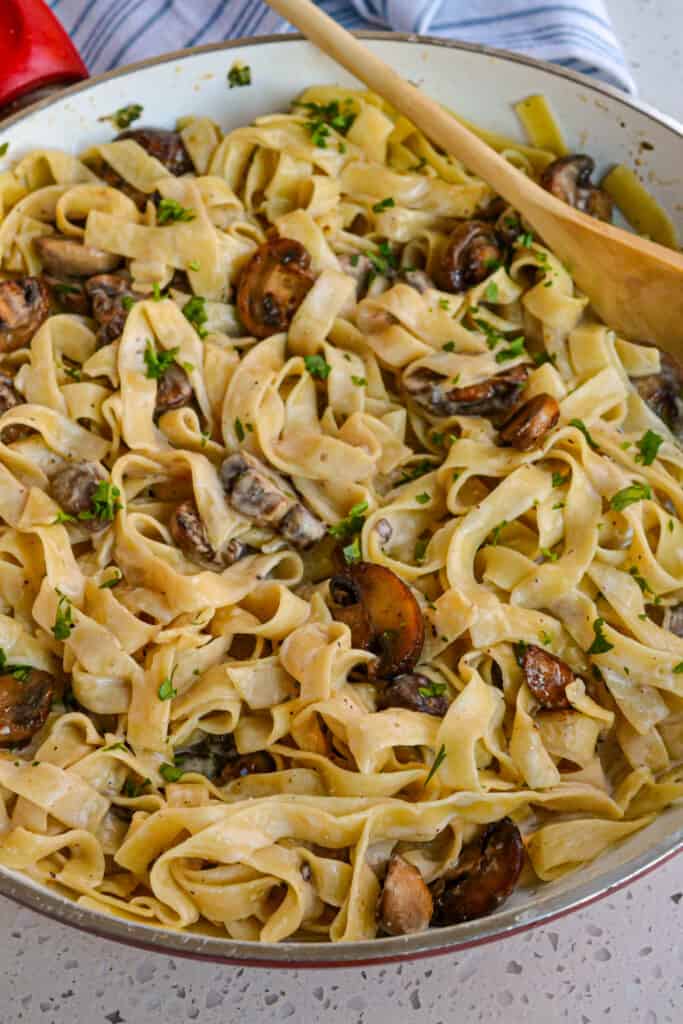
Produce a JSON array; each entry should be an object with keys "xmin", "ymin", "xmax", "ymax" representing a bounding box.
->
[{"xmin": 0, "ymin": 0, "xmax": 88, "ymax": 116}]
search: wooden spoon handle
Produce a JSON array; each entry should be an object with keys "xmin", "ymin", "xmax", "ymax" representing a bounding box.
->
[{"xmin": 267, "ymin": 0, "xmax": 541, "ymax": 210}]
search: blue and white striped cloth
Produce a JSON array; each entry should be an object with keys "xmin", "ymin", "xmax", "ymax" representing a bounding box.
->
[{"xmin": 48, "ymin": 0, "xmax": 635, "ymax": 95}]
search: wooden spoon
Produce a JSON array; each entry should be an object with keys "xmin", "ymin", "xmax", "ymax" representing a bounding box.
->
[{"xmin": 268, "ymin": 0, "xmax": 683, "ymax": 355}]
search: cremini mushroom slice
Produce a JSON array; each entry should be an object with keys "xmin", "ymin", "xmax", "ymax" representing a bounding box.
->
[
  {"xmin": 116, "ymin": 127, "xmax": 194, "ymax": 176},
  {"xmin": 630, "ymin": 347, "xmax": 683, "ymax": 439},
  {"xmin": 432, "ymin": 818, "xmax": 525, "ymax": 924},
  {"xmin": 0, "ymin": 373, "xmax": 28, "ymax": 444},
  {"xmin": 174, "ymin": 733, "xmax": 239, "ymax": 781},
  {"xmin": 220, "ymin": 451, "xmax": 325, "ymax": 550},
  {"xmin": 0, "ymin": 277, "xmax": 50, "ymax": 353},
  {"xmin": 521, "ymin": 644, "xmax": 573, "ymax": 710},
  {"xmin": 236, "ymin": 237, "xmax": 315, "ymax": 338},
  {"xmin": 85, "ymin": 273, "xmax": 138, "ymax": 347},
  {"xmin": 379, "ymin": 854, "xmax": 433, "ymax": 936},
  {"xmin": 406, "ymin": 364, "xmax": 530, "ymax": 420},
  {"xmin": 329, "ymin": 562, "xmax": 425, "ymax": 678},
  {"xmin": 0, "ymin": 669, "xmax": 56, "ymax": 747},
  {"xmin": 45, "ymin": 276, "xmax": 90, "ymax": 316},
  {"xmin": 540, "ymin": 154, "xmax": 613, "ymax": 222},
  {"xmin": 50, "ymin": 461, "xmax": 109, "ymax": 533},
  {"xmin": 155, "ymin": 363, "xmax": 193, "ymax": 417},
  {"xmin": 34, "ymin": 236, "xmax": 122, "ymax": 278},
  {"xmin": 665, "ymin": 603, "xmax": 683, "ymax": 637},
  {"xmin": 219, "ymin": 750, "xmax": 276, "ymax": 783},
  {"xmin": 498, "ymin": 393, "xmax": 560, "ymax": 451},
  {"xmin": 434, "ymin": 220, "xmax": 505, "ymax": 293},
  {"xmin": 170, "ymin": 500, "xmax": 248, "ymax": 568},
  {"xmin": 376, "ymin": 673, "xmax": 449, "ymax": 717}
]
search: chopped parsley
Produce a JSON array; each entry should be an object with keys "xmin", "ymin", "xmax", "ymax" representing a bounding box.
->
[
  {"xmin": 415, "ymin": 492, "xmax": 431, "ymax": 505},
  {"xmin": 366, "ymin": 240, "xmax": 398, "ymax": 276},
  {"xmin": 53, "ymin": 593, "xmax": 74, "ymax": 642},
  {"xmin": 540, "ymin": 547, "xmax": 559, "ymax": 562},
  {"xmin": 533, "ymin": 351, "xmax": 556, "ymax": 367},
  {"xmin": 158, "ymin": 668, "xmax": 178, "ymax": 701},
  {"xmin": 98, "ymin": 103, "xmax": 143, "ymax": 130},
  {"xmin": 0, "ymin": 142, "xmax": 8, "ymax": 158},
  {"xmin": 587, "ymin": 617, "xmax": 614, "ymax": 655},
  {"xmin": 228, "ymin": 62, "xmax": 251, "ymax": 88},
  {"xmin": 151, "ymin": 281, "xmax": 162, "ymax": 301},
  {"xmin": 103, "ymin": 742, "xmax": 128, "ymax": 752},
  {"xmin": 298, "ymin": 99, "xmax": 356, "ymax": 149},
  {"xmin": 484, "ymin": 280, "xmax": 499, "ymax": 303},
  {"xmin": 438, "ymin": 298, "xmax": 450, "ymax": 311},
  {"xmin": 144, "ymin": 341, "xmax": 179, "ymax": 380},
  {"xmin": 539, "ymin": 630, "xmax": 553, "ymax": 647},
  {"xmin": 182, "ymin": 295, "xmax": 208, "ymax": 338},
  {"xmin": 610, "ymin": 482, "xmax": 652, "ymax": 511},
  {"xmin": 159, "ymin": 762, "xmax": 184, "ymax": 783},
  {"xmin": 342, "ymin": 536, "xmax": 361, "ymax": 564},
  {"xmin": 304, "ymin": 354, "xmax": 331, "ymax": 380},
  {"xmin": 52, "ymin": 282, "xmax": 80, "ymax": 298},
  {"xmin": 372, "ymin": 197, "xmax": 395, "ymax": 213},
  {"xmin": 99, "ymin": 569, "xmax": 123, "ymax": 589},
  {"xmin": 490, "ymin": 520, "xmax": 508, "ymax": 546},
  {"xmin": 495, "ymin": 337, "xmax": 526, "ymax": 363},
  {"xmin": 473, "ymin": 318, "xmax": 503, "ymax": 350},
  {"xmin": 516, "ymin": 232, "xmax": 534, "ymax": 249},
  {"xmin": 424, "ymin": 744, "xmax": 447, "ymax": 787},
  {"xmin": 635, "ymin": 429, "xmax": 664, "ymax": 466},
  {"xmin": 54, "ymin": 510, "xmax": 75, "ymax": 524},
  {"xmin": 157, "ymin": 198, "xmax": 196, "ymax": 225},
  {"xmin": 351, "ymin": 375, "xmax": 367, "ymax": 387},
  {"xmin": 187, "ymin": 259, "xmax": 200, "ymax": 272},
  {"xmin": 328, "ymin": 502, "xmax": 368, "ymax": 541},
  {"xmin": 79, "ymin": 481, "xmax": 122, "ymax": 523},
  {"xmin": 62, "ymin": 364, "xmax": 81, "ymax": 381},
  {"xmin": 552, "ymin": 471, "xmax": 570, "ymax": 488},
  {"xmin": 121, "ymin": 295, "xmax": 136, "ymax": 312},
  {"xmin": 234, "ymin": 417, "xmax": 245, "ymax": 442},
  {"xmin": 123, "ymin": 777, "xmax": 150, "ymax": 798},
  {"xmin": 628, "ymin": 566, "xmax": 653, "ymax": 595},
  {"xmin": 674, "ymin": 663, "xmax": 683, "ymax": 674},
  {"xmin": 414, "ymin": 537, "xmax": 429, "ymax": 563},
  {"xmin": 569, "ymin": 418, "xmax": 599, "ymax": 450},
  {"xmin": 418, "ymin": 681, "xmax": 446, "ymax": 698},
  {"xmin": 0, "ymin": 649, "xmax": 33, "ymax": 682},
  {"xmin": 442, "ymin": 341, "xmax": 455, "ymax": 353},
  {"xmin": 400, "ymin": 459, "xmax": 433, "ymax": 483}
]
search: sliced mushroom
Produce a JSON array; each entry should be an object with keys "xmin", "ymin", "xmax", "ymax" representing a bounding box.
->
[
  {"xmin": 540, "ymin": 155, "xmax": 613, "ymax": 222},
  {"xmin": 631, "ymin": 348, "xmax": 683, "ymax": 439},
  {"xmin": 378, "ymin": 854, "xmax": 433, "ymax": 936},
  {"xmin": 0, "ymin": 669, "xmax": 56, "ymax": 747},
  {"xmin": 219, "ymin": 750, "xmax": 276, "ymax": 783},
  {"xmin": 170, "ymin": 500, "xmax": 220, "ymax": 566},
  {"xmin": 45, "ymin": 276, "xmax": 90, "ymax": 316},
  {"xmin": 0, "ymin": 373, "xmax": 28, "ymax": 444},
  {"xmin": 236, "ymin": 237, "xmax": 315, "ymax": 338},
  {"xmin": 434, "ymin": 221, "xmax": 505, "ymax": 293},
  {"xmin": 85, "ymin": 273, "xmax": 139, "ymax": 346},
  {"xmin": 406, "ymin": 364, "xmax": 530, "ymax": 420},
  {"xmin": 329, "ymin": 562, "xmax": 424, "ymax": 678},
  {"xmin": 155, "ymin": 362, "xmax": 193, "ymax": 417},
  {"xmin": 220, "ymin": 451, "xmax": 325, "ymax": 550},
  {"xmin": 35, "ymin": 236, "xmax": 121, "ymax": 278},
  {"xmin": 432, "ymin": 818, "xmax": 525, "ymax": 925},
  {"xmin": 116, "ymin": 127, "xmax": 194, "ymax": 176},
  {"xmin": 495, "ymin": 208, "xmax": 523, "ymax": 247},
  {"xmin": 376, "ymin": 673, "xmax": 449, "ymax": 717},
  {"xmin": 498, "ymin": 393, "xmax": 560, "ymax": 451},
  {"xmin": 666, "ymin": 603, "xmax": 683, "ymax": 637},
  {"xmin": 0, "ymin": 277, "xmax": 50, "ymax": 353},
  {"xmin": 521, "ymin": 644, "xmax": 573, "ymax": 710},
  {"xmin": 50, "ymin": 461, "xmax": 108, "ymax": 533}
]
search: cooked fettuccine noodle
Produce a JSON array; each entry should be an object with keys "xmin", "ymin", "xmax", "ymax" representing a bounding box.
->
[{"xmin": 0, "ymin": 84, "xmax": 680, "ymax": 945}]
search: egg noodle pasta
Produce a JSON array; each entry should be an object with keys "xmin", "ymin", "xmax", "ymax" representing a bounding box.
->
[{"xmin": 0, "ymin": 85, "xmax": 680, "ymax": 944}]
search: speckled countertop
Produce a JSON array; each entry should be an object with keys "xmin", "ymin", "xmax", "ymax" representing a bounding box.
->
[{"xmin": 3, "ymin": 2, "xmax": 683, "ymax": 1022}]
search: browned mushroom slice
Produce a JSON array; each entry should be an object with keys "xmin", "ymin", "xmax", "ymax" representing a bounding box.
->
[
  {"xmin": 540, "ymin": 155, "xmax": 613, "ymax": 222},
  {"xmin": 432, "ymin": 818, "xmax": 525, "ymax": 925},
  {"xmin": 236, "ymin": 238, "xmax": 315, "ymax": 339},
  {"xmin": 175, "ymin": 733, "xmax": 239, "ymax": 780},
  {"xmin": 0, "ymin": 373, "xmax": 28, "ymax": 444},
  {"xmin": 219, "ymin": 750, "xmax": 276, "ymax": 782},
  {"xmin": 35, "ymin": 236, "xmax": 121, "ymax": 278},
  {"xmin": 498, "ymin": 393, "xmax": 560, "ymax": 451},
  {"xmin": 329, "ymin": 562, "xmax": 424, "ymax": 678},
  {"xmin": 376, "ymin": 673, "xmax": 449, "ymax": 717},
  {"xmin": 631, "ymin": 348, "xmax": 683, "ymax": 438},
  {"xmin": 406, "ymin": 364, "xmax": 530, "ymax": 420},
  {"xmin": 379, "ymin": 854, "xmax": 433, "ymax": 936},
  {"xmin": 45, "ymin": 276, "xmax": 90, "ymax": 316},
  {"xmin": 155, "ymin": 363, "xmax": 193, "ymax": 416},
  {"xmin": 170, "ymin": 501, "xmax": 220, "ymax": 566},
  {"xmin": 434, "ymin": 221, "xmax": 505, "ymax": 293},
  {"xmin": 0, "ymin": 277, "xmax": 50, "ymax": 353},
  {"xmin": 666, "ymin": 603, "xmax": 683, "ymax": 637},
  {"xmin": 85, "ymin": 273, "xmax": 138, "ymax": 347},
  {"xmin": 50, "ymin": 461, "xmax": 108, "ymax": 533},
  {"xmin": 521, "ymin": 644, "xmax": 573, "ymax": 710},
  {"xmin": 220, "ymin": 451, "xmax": 325, "ymax": 550},
  {"xmin": 115, "ymin": 127, "xmax": 194, "ymax": 176},
  {"xmin": 495, "ymin": 208, "xmax": 523, "ymax": 247},
  {"xmin": 0, "ymin": 670, "xmax": 55, "ymax": 747}
]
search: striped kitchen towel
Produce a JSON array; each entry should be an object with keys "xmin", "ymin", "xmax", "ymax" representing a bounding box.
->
[{"xmin": 48, "ymin": 0, "xmax": 636, "ymax": 94}]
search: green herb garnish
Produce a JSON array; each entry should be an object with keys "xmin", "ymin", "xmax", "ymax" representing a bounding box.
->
[
  {"xmin": 366, "ymin": 240, "xmax": 398, "ymax": 276},
  {"xmin": 54, "ymin": 510, "xmax": 75, "ymax": 524},
  {"xmin": 99, "ymin": 570, "xmax": 123, "ymax": 589},
  {"xmin": 157, "ymin": 198, "xmax": 196, "ymax": 225},
  {"xmin": 484, "ymin": 280, "xmax": 499, "ymax": 303},
  {"xmin": 442, "ymin": 341, "xmax": 455, "ymax": 353},
  {"xmin": 372, "ymin": 197, "xmax": 395, "ymax": 213},
  {"xmin": 400, "ymin": 459, "xmax": 434, "ymax": 483},
  {"xmin": 159, "ymin": 762, "xmax": 184, "ymax": 783},
  {"xmin": 587, "ymin": 617, "xmax": 614, "ymax": 655},
  {"xmin": 342, "ymin": 536, "xmax": 361, "ymax": 564},
  {"xmin": 418, "ymin": 681, "xmax": 447, "ymax": 698},
  {"xmin": 329, "ymin": 501, "xmax": 368, "ymax": 540},
  {"xmin": 297, "ymin": 99, "xmax": 356, "ymax": 148},
  {"xmin": 234, "ymin": 417, "xmax": 245, "ymax": 442},
  {"xmin": 490, "ymin": 520, "xmax": 508, "ymax": 546},
  {"xmin": 351, "ymin": 375, "xmax": 367, "ymax": 387},
  {"xmin": 228, "ymin": 63, "xmax": 251, "ymax": 88},
  {"xmin": 415, "ymin": 492, "xmax": 430, "ymax": 505},
  {"xmin": 182, "ymin": 295, "xmax": 208, "ymax": 338},
  {"xmin": 552, "ymin": 471, "xmax": 570, "ymax": 488},
  {"xmin": 304, "ymin": 354, "xmax": 331, "ymax": 380},
  {"xmin": 78, "ymin": 481, "xmax": 122, "ymax": 523},
  {"xmin": 158, "ymin": 667, "xmax": 178, "ymax": 701},
  {"xmin": 635, "ymin": 429, "xmax": 664, "ymax": 466},
  {"xmin": 495, "ymin": 338, "xmax": 526, "ymax": 363},
  {"xmin": 99, "ymin": 104, "xmax": 143, "ymax": 130},
  {"xmin": 52, "ymin": 593, "xmax": 74, "ymax": 641},
  {"xmin": 143, "ymin": 341, "xmax": 179, "ymax": 380},
  {"xmin": 610, "ymin": 482, "xmax": 652, "ymax": 511},
  {"xmin": 0, "ymin": 143, "xmax": 8, "ymax": 158},
  {"xmin": 628, "ymin": 566, "xmax": 653, "ymax": 595},
  {"xmin": 424, "ymin": 744, "xmax": 447, "ymax": 787},
  {"xmin": 569, "ymin": 418, "xmax": 599, "ymax": 450},
  {"xmin": 414, "ymin": 537, "xmax": 429, "ymax": 563}
]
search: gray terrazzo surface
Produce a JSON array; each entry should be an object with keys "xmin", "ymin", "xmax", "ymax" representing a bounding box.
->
[{"xmin": 1, "ymin": 1, "xmax": 683, "ymax": 1021}]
